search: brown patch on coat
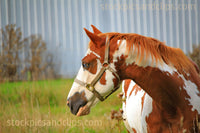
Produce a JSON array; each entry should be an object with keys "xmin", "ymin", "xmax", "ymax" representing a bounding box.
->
[
  {"xmin": 132, "ymin": 128, "xmax": 137, "ymax": 133},
  {"xmin": 123, "ymin": 79, "xmax": 131, "ymax": 97},
  {"xmin": 99, "ymin": 73, "xmax": 106, "ymax": 85},
  {"xmin": 129, "ymin": 84, "xmax": 142, "ymax": 97},
  {"xmin": 141, "ymin": 93, "xmax": 146, "ymax": 113},
  {"xmin": 82, "ymin": 53, "xmax": 98, "ymax": 74}
]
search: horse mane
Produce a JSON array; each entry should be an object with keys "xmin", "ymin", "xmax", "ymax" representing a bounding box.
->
[{"xmin": 102, "ymin": 32, "xmax": 198, "ymax": 75}]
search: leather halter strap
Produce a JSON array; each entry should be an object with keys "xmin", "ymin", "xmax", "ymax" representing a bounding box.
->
[{"xmin": 74, "ymin": 36, "xmax": 120, "ymax": 101}]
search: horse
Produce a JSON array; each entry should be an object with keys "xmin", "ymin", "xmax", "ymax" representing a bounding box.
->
[{"xmin": 67, "ymin": 25, "xmax": 200, "ymax": 133}]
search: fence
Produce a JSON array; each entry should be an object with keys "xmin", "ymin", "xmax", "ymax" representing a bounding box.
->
[{"xmin": 0, "ymin": 0, "xmax": 199, "ymax": 78}]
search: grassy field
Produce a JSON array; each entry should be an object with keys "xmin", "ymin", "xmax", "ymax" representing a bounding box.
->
[{"xmin": 0, "ymin": 79, "xmax": 127, "ymax": 133}]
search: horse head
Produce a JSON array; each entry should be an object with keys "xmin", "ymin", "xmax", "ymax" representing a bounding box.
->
[{"xmin": 67, "ymin": 25, "xmax": 121, "ymax": 116}]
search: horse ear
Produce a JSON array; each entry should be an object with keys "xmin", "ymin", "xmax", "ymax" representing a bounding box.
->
[
  {"xmin": 91, "ymin": 25, "xmax": 102, "ymax": 34},
  {"xmin": 84, "ymin": 28, "xmax": 104, "ymax": 48}
]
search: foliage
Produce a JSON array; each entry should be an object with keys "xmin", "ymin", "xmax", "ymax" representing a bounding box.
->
[
  {"xmin": 188, "ymin": 44, "xmax": 200, "ymax": 71},
  {"xmin": 0, "ymin": 24, "xmax": 23, "ymax": 81},
  {"xmin": 0, "ymin": 24, "xmax": 57, "ymax": 81},
  {"xmin": 23, "ymin": 35, "xmax": 46, "ymax": 80},
  {"xmin": 22, "ymin": 35, "xmax": 57, "ymax": 80}
]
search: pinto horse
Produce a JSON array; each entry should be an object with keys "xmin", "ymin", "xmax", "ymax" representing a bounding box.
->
[
  {"xmin": 122, "ymin": 79, "xmax": 200, "ymax": 133},
  {"xmin": 67, "ymin": 25, "xmax": 200, "ymax": 133}
]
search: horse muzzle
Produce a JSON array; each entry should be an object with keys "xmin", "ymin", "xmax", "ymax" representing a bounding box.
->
[{"xmin": 67, "ymin": 91, "xmax": 90, "ymax": 116}]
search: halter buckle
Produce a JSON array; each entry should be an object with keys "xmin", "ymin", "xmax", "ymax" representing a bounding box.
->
[{"xmin": 86, "ymin": 84, "xmax": 95, "ymax": 92}]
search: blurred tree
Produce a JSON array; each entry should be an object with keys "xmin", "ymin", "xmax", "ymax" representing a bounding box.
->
[
  {"xmin": 0, "ymin": 24, "xmax": 57, "ymax": 82},
  {"xmin": 23, "ymin": 35, "xmax": 47, "ymax": 80},
  {"xmin": 0, "ymin": 24, "xmax": 24, "ymax": 81}
]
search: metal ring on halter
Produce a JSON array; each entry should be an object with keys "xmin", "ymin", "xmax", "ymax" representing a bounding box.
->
[
  {"xmin": 102, "ymin": 62, "xmax": 109, "ymax": 67},
  {"xmin": 86, "ymin": 84, "xmax": 95, "ymax": 91}
]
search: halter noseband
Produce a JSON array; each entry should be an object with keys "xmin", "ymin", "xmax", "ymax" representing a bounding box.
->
[{"xmin": 74, "ymin": 36, "xmax": 120, "ymax": 101}]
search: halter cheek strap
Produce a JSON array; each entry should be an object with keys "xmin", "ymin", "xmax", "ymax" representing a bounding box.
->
[{"xmin": 74, "ymin": 36, "xmax": 121, "ymax": 101}]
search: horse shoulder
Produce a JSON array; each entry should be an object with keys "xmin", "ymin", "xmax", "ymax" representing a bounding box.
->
[{"xmin": 122, "ymin": 80, "xmax": 153, "ymax": 133}]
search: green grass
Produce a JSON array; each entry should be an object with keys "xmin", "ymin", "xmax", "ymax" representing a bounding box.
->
[{"xmin": 0, "ymin": 79, "xmax": 126, "ymax": 133}]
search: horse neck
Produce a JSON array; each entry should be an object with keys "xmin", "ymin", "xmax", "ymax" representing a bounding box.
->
[
  {"xmin": 120, "ymin": 62, "xmax": 179, "ymax": 104},
  {"xmin": 115, "ymin": 43, "xmax": 200, "ymax": 116},
  {"xmin": 113, "ymin": 38, "xmax": 200, "ymax": 131}
]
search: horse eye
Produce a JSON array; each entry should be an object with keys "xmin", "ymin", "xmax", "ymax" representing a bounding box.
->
[{"xmin": 82, "ymin": 62, "xmax": 90, "ymax": 70}]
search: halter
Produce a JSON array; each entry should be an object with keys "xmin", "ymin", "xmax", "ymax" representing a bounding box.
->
[{"xmin": 74, "ymin": 36, "xmax": 120, "ymax": 101}]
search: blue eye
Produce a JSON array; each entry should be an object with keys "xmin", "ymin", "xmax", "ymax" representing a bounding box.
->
[{"xmin": 82, "ymin": 62, "xmax": 90, "ymax": 70}]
